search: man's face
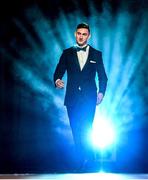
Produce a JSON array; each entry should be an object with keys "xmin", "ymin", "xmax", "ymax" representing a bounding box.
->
[{"xmin": 75, "ymin": 28, "xmax": 90, "ymax": 46}]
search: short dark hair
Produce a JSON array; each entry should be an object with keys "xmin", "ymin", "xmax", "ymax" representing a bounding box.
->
[{"xmin": 76, "ymin": 23, "xmax": 90, "ymax": 33}]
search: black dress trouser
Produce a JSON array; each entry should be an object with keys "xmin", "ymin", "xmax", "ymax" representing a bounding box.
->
[{"xmin": 66, "ymin": 95, "xmax": 96, "ymax": 162}]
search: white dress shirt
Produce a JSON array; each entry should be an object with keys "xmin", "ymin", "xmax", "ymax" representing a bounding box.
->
[{"xmin": 77, "ymin": 45, "xmax": 89, "ymax": 70}]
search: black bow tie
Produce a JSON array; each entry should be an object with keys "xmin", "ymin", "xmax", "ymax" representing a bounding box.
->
[{"xmin": 76, "ymin": 46, "xmax": 88, "ymax": 52}]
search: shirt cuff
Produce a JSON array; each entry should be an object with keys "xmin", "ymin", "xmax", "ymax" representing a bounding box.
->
[{"xmin": 55, "ymin": 79, "xmax": 61, "ymax": 84}]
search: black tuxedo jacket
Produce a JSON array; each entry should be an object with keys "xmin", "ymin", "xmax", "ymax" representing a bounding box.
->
[{"xmin": 54, "ymin": 45, "xmax": 108, "ymax": 107}]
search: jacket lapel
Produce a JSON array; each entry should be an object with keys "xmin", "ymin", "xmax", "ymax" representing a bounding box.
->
[{"xmin": 72, "ymin": 47, "xmax": 81, "ymax": 72}]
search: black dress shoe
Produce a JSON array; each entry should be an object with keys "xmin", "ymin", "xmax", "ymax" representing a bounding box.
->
[{"xmin": 73, "ymin": 159, "xmax": 88, "ymax": 173}]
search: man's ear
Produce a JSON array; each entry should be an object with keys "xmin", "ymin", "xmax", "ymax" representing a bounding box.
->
[
  {"xmin": 74, "ymin": 31, "xmax": 76, "ymax": 37},
  {"xmin": 88, "ymin": 34, "xmax": 91, "ymax": 39}
]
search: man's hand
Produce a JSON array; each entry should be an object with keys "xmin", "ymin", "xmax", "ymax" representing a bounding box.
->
[
  {"xmin": 96, "ymin": 92, "xmax": 104, "ymax": 105},
  {"xmin": 55, "ymin": 79, "xmax": 64, "ymax": 89}
]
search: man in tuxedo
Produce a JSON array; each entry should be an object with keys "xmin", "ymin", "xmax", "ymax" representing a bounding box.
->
[{"xmin": 54, "ymin": 23, "xmax": 108, "ymax": 171}]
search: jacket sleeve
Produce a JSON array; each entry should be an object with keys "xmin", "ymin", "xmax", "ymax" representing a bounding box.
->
[
  {"xmin": 53, "ymin": 51, "xmax": 67, "ymax": 84},
  {"xmin": 96, "ymin": 52, "xmax": 108, "ymax": 95}
]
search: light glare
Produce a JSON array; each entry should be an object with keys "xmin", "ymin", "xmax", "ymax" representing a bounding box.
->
[{"xmin": 91, "ymin": 116, "xmax": 116, "ymax": 150}]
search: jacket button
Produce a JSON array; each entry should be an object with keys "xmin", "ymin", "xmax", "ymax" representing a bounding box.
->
[{"xmin": 78, "ymin": 86, "xmax": 81, "ymax": 91}]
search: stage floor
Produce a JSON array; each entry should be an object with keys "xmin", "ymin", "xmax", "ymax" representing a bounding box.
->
[{"xmin": 0, "ymin": 173, "xmax": 148, "ymax": 179}]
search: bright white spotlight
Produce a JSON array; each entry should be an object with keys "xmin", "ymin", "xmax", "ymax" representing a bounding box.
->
[{"xmin": 91, "ymin": 116, "xmax": 116, "ymax": 150}]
